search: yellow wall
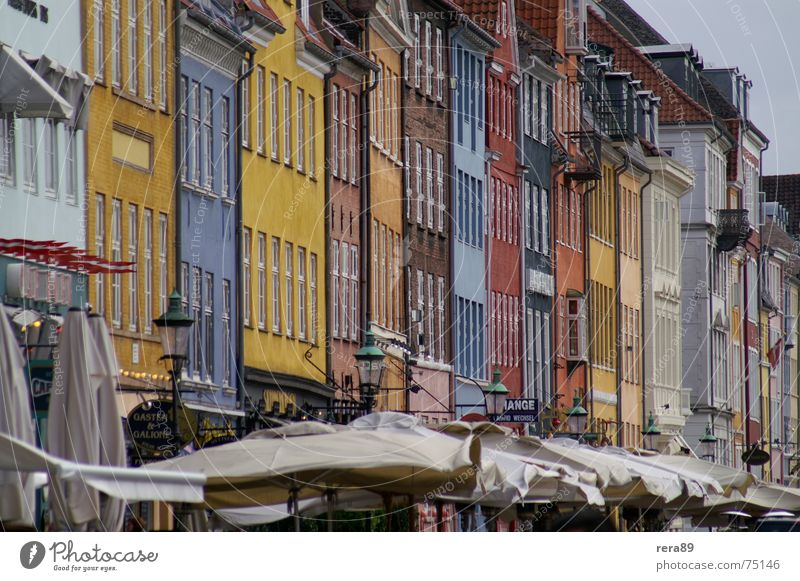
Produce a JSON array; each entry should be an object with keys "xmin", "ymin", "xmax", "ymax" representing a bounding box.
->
[
  {"xmin": 589, "ymin": 161, "xmax": 618, "ymax": 437},
  {"xmin": 760, "ymin": 310, "xmax": 770, "ymax": 479},
  {"xmin": 240, "ymin": 3, "xmax": 326, "ymax": 385},
  {"xmin": 368, "ymin": 25, "xmax": 405, "ymax": 396},
  {"xmin": 85, "ymin": 0, "xmax": 176, "ymax": 392}
]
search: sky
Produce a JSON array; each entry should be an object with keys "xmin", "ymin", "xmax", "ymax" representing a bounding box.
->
[{"xmin": 622, "ymin": 0, "xmax": 800, "ymax": 176}]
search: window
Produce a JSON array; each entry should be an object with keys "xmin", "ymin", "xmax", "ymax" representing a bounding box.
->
[
  {"xmin": 158, "ymin": 213, "xmax": 167, "ymax": 312},
  {"xmin": 298, "ymin": 247, "xmax": 307, "ymax": 340},
  {"xmin": 128, "ymin": 204, "xmax": 138, "ymax": 331},
  {"xmin": 179, "ymin": 77, "xmax": 187, "ymax": 180},
  {"xmin": 285, "ymin": 242, "xmax": 294, "ymax": 335},
  {"xmin": 222, "ymin": 279, "xmax": 231, "ymax": 386},
  {"xmin": 204, "ymin": 273, "xmax": 214, "ymax": 379},
  {"xmin": 332, "ymin": 240, "xmax": 340, "ymax": 337},
  {"xmin": 143, "ymin": 209, "xmax": 153, "ymax": 333},
  {"xmin": 257, "ymin": 233, "xmax": 266, "ymax": 329},
  {"xmin": 426, "ymin": 147, "xmax": 434, "ymax": 229},
  {"xmin": 349, "ymin": 93, "xmax": 356, "ymax": 181},
  {"xmin": 270, "ymin": 73, "xmax": 279, "ymax": 159},
  {"xmin": 436, "ymin": 153, "xmax": 444, "ymax": 231},
  {"xmin": 340, "ymin": 89, "xmax": 347, "ymax": 181},
  {"xmin": 144, "ymin": 0, "xmax": 153, "ymax": 101},
  {"xmin": 565, "ymin": 0, "xmax": 587, "ymax": 52},
  {"xmin": 242, "ymin": 64, "xmax": 250, "ymax": 147},
  {"xmin": 416, "ymin": 269, "xmax": 424, "ymax": 352},
  {"xmin": 203, "ymin": 88, "xmax": 213, "ymax": 188},
  {"xmin": 372, "ymin": 220, "xmax": 378, "ymax": 317},
  {"xmin": 309, "ymin": 96, "xmax": 316, "ymax": 177},
  {"xmin": 435, "ymin": 28, "xmax": 443, "ymax": 100},
  {"xmin": 425, "ymin": 21, "xmax": 432, "ymax": 95},
  {"xmin": 191, "ymin": 266, "xmax": 201, "ymax": 376},
  {"xmin": 566, "ymin": 296, "xmax": 587, "ymax": 360},
  {"xmin": 95, "ymin": 195, "xmax": 106, "ymax": 315},
  {"xmin": 350, "ymin": 246, "xmax": 358, "ymax": 340},
  {"xmin": 93, "ymin": 0, "xmax": 105, "ymax": 81},
  {"xmin": 44, "ymin": 120, "xmax": 57, "ymax": 195},
  {"xmin": 64, "ymin": 129, "xmax": 78, "ymax": 204},
  {"xmin": 256, "ymin": 66, "xmax": 265, "ymax": 153},
  {"xmin": 220, "ymin": 97, "xmax": 230, "ymax": 196},
  {"xmin": 341, "ymin": 242, "xmax": 349, "ymax": 338},
  {"xmin": 128, "ymin": 0, "xmax": 138, "ymax": 94},
  {"xmin": 272, "ymin": 237, "xmax": 281, "ymax": 332},
  {"xmin": 158, "ymin": 0, "xmax": 167, "ymax": 110},
  {"xmin": 243, "ymin": 227, "xmax": 251, "ymax": 326},
  {"xmin": 22, "ymin": 119, "xmax": 36, "ymax": 190},
  {"xmin": 541, "ymin": 188, "xmax": 549, "ymax": 255},
  {"xmin": 332, "ymin": 85, "xmax": 339, "ymax": 177},
  {"xmin": 191, "ymin": 81, "xmax": 200, "ymax": 184},
  {"xmin": 437, "ymin": 276, "xmax": 445, "ymax": 361},
  {"xmin": 310, "ymin": 253, "xmax": 319, "ymax": 342},
  {"xmin": 297, "ymin": 88, "xmax": 305, "ymax": 171},
  {"xmin": 413, "ymin": 15, "xmax": 420, "ymax": 88},
  {"xmin": 380, "ymin": 225, "xmax": 386, "ymax": 324},
  {"xmin": 283, "ymin": 80, "xmax": 291, "ymax": 165},
  {"xmin": 524, "ymin": 182, "xmax": 532, "ymax": 249},
  {"xmin": 181, "ymin": 263, "xmax": 189, "ymax": 315},
  {"xmin": 0, "ymin": 116, "xmax": 13, "ymax": 183},
  {"xmin": 416, "ymin": 142, "xmax": 423, "ymax": 224},
  {"xmin": 111, "ymin": 0, "xmax": 121, "ymax": 87},
  {"xmin": 427, "ymin": 274, "xmax": 434, "ymax": 359}
]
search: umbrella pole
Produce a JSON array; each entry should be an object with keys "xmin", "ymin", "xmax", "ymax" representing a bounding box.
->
[
  {"xmin": 325, "ymin": 489, "xmax": 335, "ymax": 533},
  {"xmin": 290, "ymin": 489, "xmax": 300, "ymax": 532}
]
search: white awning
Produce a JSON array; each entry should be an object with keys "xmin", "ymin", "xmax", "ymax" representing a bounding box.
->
[
  {"xmin": 0, "ymin": 44, "xmax": 72, "ymax": 119},
  {"xmin": 184, "ymin": 401, "xmax": 246, "ymax": 417},
  {"xmin": 0, "ymin": 432, "xmax": 206, "ymax": 504}
]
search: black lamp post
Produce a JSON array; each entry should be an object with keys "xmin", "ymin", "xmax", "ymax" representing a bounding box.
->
[
  {"xmin": 699, "ymin": 424, "xmax": 718, "ymax": 462},
  {"xmin": 483, "ymin": 368, "xmax": 509, "ymax": 418},
  {"xmin": 565, "ymin": 396, "xmax": 589, "ymax": 436},
  {"xmin": 153, "ymin": 290, "xmax": 194, "ymax": 456},
  {"xmin": 354, "ymin": 331, "xmax": 386, "ymax": 412}
]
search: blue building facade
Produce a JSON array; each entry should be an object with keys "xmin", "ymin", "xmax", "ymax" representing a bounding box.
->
[
  {"xmin": 177, "ymin": 3, "xmax": 247, "ymax": 421},
  {"xmin": 450, "ymin": 23, "xmax": 498, "ymax": 416}
]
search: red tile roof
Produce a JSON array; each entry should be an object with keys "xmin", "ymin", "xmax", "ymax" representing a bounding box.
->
[
  {"xmin": 514, "ymin": 0, "xmax": 559, "ymax": 45},
  {"xmin": 296, "ymin": 15, "xmax": 336, "ymax": 59},
  {"xmin": 240, "ymin": 0, "xmax": 282, "ymax": 29},
  {"xmin": 458, "ymin": 0, "xmax": 501, "ymax": 23},
  {"xmin": 588, "ymin": 7, "xmax": 712, "ymax": 124}
]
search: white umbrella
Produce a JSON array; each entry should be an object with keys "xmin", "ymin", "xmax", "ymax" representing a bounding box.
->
[
  {"xmin": 0, "ymin": 305, "xmax": 37, "ymax": 529},
  {"xmin": 0, "ymin": 432, "xmax": 205, "ymax": 505},
  {"xmin": 46, "ymin": 308, "xmax": 102, "ymax": 529},
  {"xmin": 87, "ymin": 313, "xmax": 126, "ymax": 531},
  {"xmin": 150, "ymin": 414, "xmax": 479, "ymax": 510}
]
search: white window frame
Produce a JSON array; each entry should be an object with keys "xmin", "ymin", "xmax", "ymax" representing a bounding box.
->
[
  {"xmin": 128, "ymin": 0, "xmax": 138, "ymax": 94},
  {"xmin": 298, "ymin": 246, "xmax": 307, "ymax": 340},
  {"xmin": 203, "ymin": 87, "xmax": 213, "ymax": 189},
  {"xmin": 111, "ymin": 0, "xmax": 121, "ymax": 87},
  {"xmin": 436, "ymin": 153, "xmax": 444, "ymax": 232},
  {"xmin": 256, "ymin": 66, "xmax": 265, "ymax": 153},
  {"xmin": 144, "ymin": 209, "xmax": 153, "ymax": 333},
  {"xmin": 283, "ymin": 80, "xmax": 291, "ymax": 165},
  {"xmin": 285, "ymin": 242, "xmax": 294, "ymax": 336},
  {"xmin": 341, "ymin": 242, "xmax": 349, "ymax": 339},
  {"xmin": 127, "ymin": 204, "xmax": 138, "ymax": 332},
  {"xmin": 309, "ymin": 95, "xmax": 316, "ymax": 177},
  {"xmin": 270, "ymin": 73, "xmax": 279, "ymax": 159},
  {"xmin": 158, "ymin": 212, "xmax": 167, "ymax": 313},
  {"xmin": 258, "ymin": 233, "xmax": 266, "ymax": 330},
  {"xmin": 44, "ymin": 120, "xmax": 57, "ymax": 196},
  {"xmin": 143, "ymin": 0, "xmax": 153, "ymax": 101},
  {"xmin": 416, "ymin": 142, "xmax": 423, "ymax": 224},
  {"xmin": 95, "ymin": 195, "xmax": 106, "ymax": 315},
  {"xmin": 243, "ymin": 228, "xmax": 251, "ymax": 326},
  {"xmin": 310, "ymin": 253, "xmax": 318, "ymax": 342},
  {"xmin": 332, "ymin": 239, "xmax": 340, "ymax": 338},
  {"xmin": 272, "ymin": 237, "xmax": 281, "ymax": 332},
  {"xmin": 93, "ymin": 0, "xmax": 105, "ymax": 82},
  {"xmin": 350, "ymin": 246, "xmax": 358, "ymax": 340},
  {"xmin": 426, "ymin": 147, "xmax": 434, "ymax": 229},
  {"xmin": 424, "ymin": 20, "xmax": 432, "ymax": 95},
  {"xmin": 158, "ymin": 0, "xmax": 167, "ymax": 110},
  {"xmin": 297, "ymin": 88, "xmax": 305, "ymax": 172}
]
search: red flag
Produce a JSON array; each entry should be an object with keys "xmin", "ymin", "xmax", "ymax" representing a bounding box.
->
[{"xmin": 768, "ymin": 339, "xmax": 784, "ymax": 369}]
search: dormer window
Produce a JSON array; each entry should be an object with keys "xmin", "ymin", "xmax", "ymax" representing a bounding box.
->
[{"xmin": 565, "ymin": 0, "xmax": 587, "ymax": 54}]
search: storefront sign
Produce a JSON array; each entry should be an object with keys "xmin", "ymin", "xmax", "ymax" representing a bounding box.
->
[
  {"xmin": 127, "ymin": 400, "xmax": 196, "ymax": 456},
  {"xmin": 490, "ymin": 398, "xmax": 540, "ymax": 423}
]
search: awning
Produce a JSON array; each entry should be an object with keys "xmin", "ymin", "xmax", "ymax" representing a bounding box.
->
[
  {"xmin": 184, "ymin": 401, "xmax": 246, "ymax": 418},
  {"xmin": 0, "ymin": 44, "xmax": 72, "ymax": 119},
  {"xmin": 25, "ymin": 52, "xmax": 93, "ymax": 130},
  {"xmin": 0, "ymin": 432, "xmax": 206, "ymax": 505}
]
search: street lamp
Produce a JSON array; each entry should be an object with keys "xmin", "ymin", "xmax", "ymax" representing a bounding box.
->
[
  {"xmin": 565, "ymin": 396, "xmax": 588, "ymax": 435},
  {"xmin": 354, "ymin": 331, "xmax": 386, "ymax": 411},
  {"xmin": 483, "ymin": 368, "xmax": 509, "ymax": 417},
  {"xmin": 641, "ymin": 412, "xmax": 662, "ymax": 451},
  {"xmin": 153, "ymin": 290, "xmax": 194, "ymax": 455},
  {"xmin": 699, "ymin": 424, "xmax": 717, "ymax": 462}
]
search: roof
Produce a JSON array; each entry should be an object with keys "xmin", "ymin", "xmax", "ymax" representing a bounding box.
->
[
  {"xmin": 459, "ymin": 0, "xmax": 500, "ymax": 24},
  {"xmin": 596, "ymin": 0, "xmax": 670, "ymax": 46},
  {"xmin": 763, "ymin": 174, "xmax": 800, "ymax": 238},
  {"xmin": 182, "ymin": 0, "xmax": 252, "ymax": 49},
  {"xmin": 587, "ymin": 8, "xmax": 713, "ymax": 125},
  {"xmin": 296, "ymin": 15, "xmax": 335, "ymax": 60},
  {"xmin": 762, "ymin": 218, "xmax": 800, "ymax": 277},
  {"xmin": 514, "ymin": 0, "xmax": 559, "ymax": 45},
  {"xmin": 698, "ymin": 75, "xmax": 740, "ymax": 119},
  {"xmin": 239, "ymin": 0, "xmax": 284, "ymax": 32}
]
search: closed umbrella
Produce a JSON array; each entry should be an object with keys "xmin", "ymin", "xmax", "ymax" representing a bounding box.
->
[
  {"xmin": 46, "ymin": 308, "xmax": 101, "ymax": 529},
  {"xmin": 87, "ymin": 313, "xmax": 126, "ymax": 531},
  {"xmin": 0, "ymin": 305, "xmax": 37, "ymax": 529}
]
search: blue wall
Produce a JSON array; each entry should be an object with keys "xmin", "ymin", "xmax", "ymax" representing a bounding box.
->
[{"xmin": 178, "ymin": 53, "xmax": 238, "ymax": 403}]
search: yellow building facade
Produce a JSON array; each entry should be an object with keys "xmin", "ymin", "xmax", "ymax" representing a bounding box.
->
[
  {"xmin": 239, "ymin": 3, "xmax": 332, "ymax": 415},
  {"xmin": 84, "ymin": 0, "xmax": 176, "ymax": 401},
  {"xmin": 366, "ymin": 9, "xmax": 410, "ymax": 411}
]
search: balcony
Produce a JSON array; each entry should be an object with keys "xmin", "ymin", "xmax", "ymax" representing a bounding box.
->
[
  {"xmin": 563, "ymin": 127, "xmax": 601, "ymax": 182},
  {"xmin": 716, "ymin": 209, "xmax": 750, "ymax": 251}
]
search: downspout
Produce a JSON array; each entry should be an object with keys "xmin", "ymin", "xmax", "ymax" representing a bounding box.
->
[
  {"xmin": 323, "ymin": 53, "xmax": 340, "ymax": 390},
  {"xmin": 400, "ymin": 42, "xmax": 410, "ymax": 416},
  {"xmin": 550, "ymin": 163, "xmax": 565, "ymax": 433},
  {"xmin": 360, "ymin": 16, "xmax": 379, "ymax": 341},
  {"xmin": 582, "ymin": 180, "xmax": 597, "ymax": 424},
  {"xmin": 614, "ymin": 152, "xmax": 630, "ymax": 445},
  {"xmin": 757, "ymin": 137, "xmax": 770, "ymax": 475},
  {"xmin": 234, "ymin": 15, "xmax": 256, "ymax": 427},
  {"xmin": 173, "ymin": 0, "xmax": 183, "ymax": 308},
  {"xmin": 638, "ymin": 167, "xmax": 653, "ymax": 436}
]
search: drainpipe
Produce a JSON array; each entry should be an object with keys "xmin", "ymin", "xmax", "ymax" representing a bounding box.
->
[
  {"xmin": 582, "ymin": 180, "xmax": 597, "ymax": 424},
  {"xmin": 550, "ymin": 163, "xmax": 564, "ymax": 432},
  {"xmin": 233, "ymin": 19, "xmax": 256, "ymax": 428},
  {"xmin": 638, "ymin": 167, "xmax": 653, "ymax": 437},
  {"xmin": 173, "ymin": 0, "xmax": 183, "ymax": 307},
  {"xmin": 360, "ymin": 16, "xmax": 379, "ymax": 341},
  {"xmin": 323, "ymin": 53, "xmax": 339, "ymax": 390},
  {"xmin": 614, "ymin": 152, "xmax": 630, "ymax": 445}
]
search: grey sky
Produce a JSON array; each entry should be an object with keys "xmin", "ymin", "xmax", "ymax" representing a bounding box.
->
[{"xmin": 622, "ymin": 0, "xmax": 800, "ymax": 175}]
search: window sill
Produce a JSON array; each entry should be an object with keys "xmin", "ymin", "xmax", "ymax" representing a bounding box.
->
[{"xmin": 111, "ymin": 87, "xmax": 157, "ymax": 111}]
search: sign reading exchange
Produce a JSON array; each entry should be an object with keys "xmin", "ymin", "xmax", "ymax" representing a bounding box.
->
[
  {"xmin": 489, "ymin": 398, "xmax": 540, "ymax": 423},
  {"xmin": 127, "ymin": 399, "xmax": 196, "ymax": 456}
]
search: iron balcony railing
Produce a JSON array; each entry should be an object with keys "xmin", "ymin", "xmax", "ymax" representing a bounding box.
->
[{"xmin": 716, "ymin": 209, "xmax": 750, "ymax": 251}]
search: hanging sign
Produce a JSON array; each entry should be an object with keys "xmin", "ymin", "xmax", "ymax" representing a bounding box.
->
[
  {"xmin": 127, "ymin": 399, "xmax": 197, "ymax": 457},
  {"xmin": 489, "ymin": 398, "xmax": 540, "ymax": 423}
]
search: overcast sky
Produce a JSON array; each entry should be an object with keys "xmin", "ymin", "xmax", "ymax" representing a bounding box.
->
[{"xmin": 622, "ymin": 0, "xmax": 800, "ymax": 176}]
